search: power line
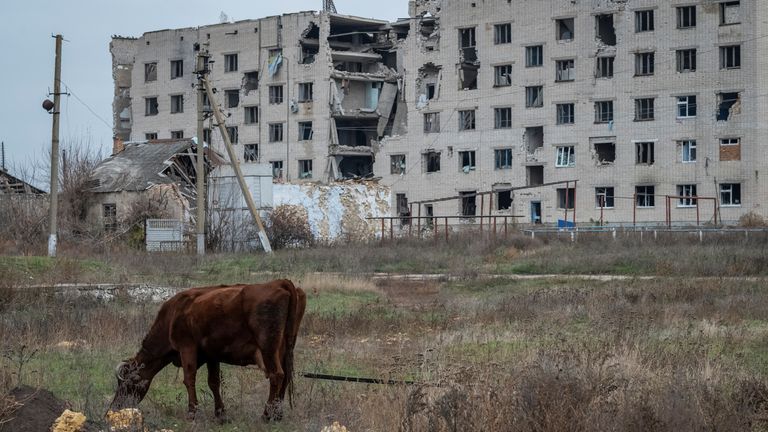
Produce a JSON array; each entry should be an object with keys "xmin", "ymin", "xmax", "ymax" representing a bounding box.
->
[{"xmin": 59, "ymin": 80, "xmax": 113, "ymax": 133}]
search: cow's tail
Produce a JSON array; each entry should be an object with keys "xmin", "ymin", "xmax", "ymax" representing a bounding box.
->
[{"xmin": 281, "ymin": 279, "xmax": 304, "ymax": 409}]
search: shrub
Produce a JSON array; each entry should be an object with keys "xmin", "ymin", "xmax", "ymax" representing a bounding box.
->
[
  {"xmin": 266, "ymin": 205, "xmax": 315, "ymax": 250},
  {"xmin": 739, "ymin": 211, "xmax": 767, "ymax": 228}
]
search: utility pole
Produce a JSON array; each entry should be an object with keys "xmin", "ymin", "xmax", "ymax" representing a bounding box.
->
[
  {"xmin": 1, "ymin": 141, "xmax": 5, "ymax": 171},
  {"xmin": 201, "ymin": 78, "xmax": 273, "ymax": 253},
  {"xmin": 195, "ymin": 47, "xmax": 208, "ymax": 256},
  {"xmin": 48, "ymin": 34, "xmax": 63, "ymax": 257}
]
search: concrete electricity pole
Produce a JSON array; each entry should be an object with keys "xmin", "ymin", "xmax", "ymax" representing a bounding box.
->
[
  {"xmin": 195, "ymin": 48, "xmax": 207, "ymax": 256},
  {"xmin": 48, "ymin": 34, "xmax": 63, "ymax": 257}
]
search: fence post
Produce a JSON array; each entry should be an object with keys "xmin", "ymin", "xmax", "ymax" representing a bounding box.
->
[
  {"xmin": 381, "ymin": 218, "xmax": 385, "ymax": 243},
  {"xmin": 612, "ymin": 228, "xmax": 617, "ymax": 241},
  {"xmin": 390, "ymin": 218, "xmax": 394, "ymax": 241},
  {"xmin": 570, "ymin": 231, "xmax": 575, "ymax": 243},
  {"xmin": 445, "ymin": 217, "xmax": 449, "ymax": 241},
  {"xmin": 480, "ymin": 194, "xmax": 484, "ymax": 234},
  {"xmin": 417, "ymin": 205, "xmax": 422, "ymax": 240},
  {"xmin": 699, "ymin": 230, "xmax": 703, "ymax": 243},
  {"xmin": 504, "ymin": 217, "xmax": 508, "ymax": 239}
]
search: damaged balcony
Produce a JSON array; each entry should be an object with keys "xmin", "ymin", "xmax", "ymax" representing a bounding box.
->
[{"xmin": 328, "ymin": 14, "xmax": 404, "ymax": 71}]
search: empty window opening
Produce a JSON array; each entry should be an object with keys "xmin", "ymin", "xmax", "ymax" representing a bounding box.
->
[
  {"xmin": 145, "ymin": 133, "xmax": 157, "ymax": 140},
  {"xmin": 720, "ymin": 1, "xmax": 740, "ymax": 25},
  {"xmin": 556, "ymin": 146, "xmax": 575, "ymax": 168},
  {"xmin": 224, "ymin": 53, "xmax": 238, "ymax": 72},
  {"xmin": 557, "ymin": 18, "xmax": 574, "ymax": 41},
  {"xmin": 145, "ymin": 97, "xmax": 158, "ymax": 116},
  {"xmin": 681, "ymin": 140, "xmax": 697, "ymax": 163},
  {"xmin": 170, "ymin": 95, "xmax": 184, "ymax": 114},
  {"xmin": 269, "ymin": 85, "xmax": 284, "ymax": 104},
  {"xmin": 494, "ymin": 64, "xmax": 513, "ymax": 87},
  {"xmin": 557, "ymin": 188, "xmax": 576, "ymax": 210},
  {"xmin": 424, "ymin": 112, "xmax": 440, "ymax": 133},
  {"xmin": 717, "ymin": 92, "xmax": 740, "ymax": 121},
  {"xmin": 635, "ymin": 98, "xmax": 655, "ymax": 121},
  {"xmin": 494, "ymin": 23, "xmax": 512, "ymax": 44},
  {"xmin": 595, "ymin": 187, "xmax": 615, "ymax": 208},
  {"xmin": 676, "ymin": 49, "xmax": 697, "ymax": 72},
  {"xmin": 596, "ymin": 14, "xmax": 616, "ymax": 45},
  {"xmin": 526, "ymin": 86, "xmax": 543, "ymax": 108},
  {"xmin": 338, "ymin": 156, "xmax": 374, "ymax": 179},
  {"xmin": 635, "ymin": 52, "xmax": 655, "ymax": 76},
  {"xmin": 299, "ymin": 159, "xmax": 313, "ymax": 179},
  {"xmin": 460, "ymin": 191, "xmax": 477, "ymax": 217},
  {"xmin": 635, "ymin": 142, "xmax": 655, "ymax": 165},
  {"xmin": 527, "ymin": 166, "xmax": 544, "ymax": 186},
  {"xmin": 103, "ymin": 203, "xmax": 117, "ymax": 232},
  {"xmin": 526, "ymin": 45, "xmax": 543, "ymax": 67},
  {"xmin": 459, "ymin": 27, "xmax": 477, "ymax": 63},
  {"xmin": 243, "ymin": 144, "xmax": 259, "ymax": 163},
  {"xmin": 677, "ymin": 184, "xmax": 698, "ymax": 207},
  {"xmin": 677, "ymin": 6, "xmax": 696, "ymax": 28},
  {"xmin": 597, "ymin": 57, "xmax": 614, "ymax": 78},
  {"xmin": 396, "ymin": 193, "xmax": 410, "ymax": 224},
  {"xmin": 635, "ymin": 10, "xmax": 655, "ymax": 32},
  {"xmin": 298, "ymin": 122, "xmax": 313, "ymax": 141},
  {"xmin": 636, "ymin": 186, "xmax": 655, "ymax": 208},
  {"xmin": 497, "ymin": 190, "xmax": 513, "ymax": 210},
  {"xmin": 426, "ymin": 84, "xmax": 436, "ymax": 100},
  {"xmin": 269, "ymin": 123, "xmax": 283, "ymax": 142},
  {"xmin": 226, "ymin": 126, "xmax": 239, "ymax": 144},
  {"xmin": 459, "ymin": 150, "xmax": 476, "ymax": 173},
  {"xmin": 556, "ymin": 59, "xmax": 575, "ymax": 82},
  {"xmin": 225, "ymin": 90, "xmax": 239, "ymax": 108},
  {"xmin": 525, "ymin": 126, "xmax": 544, "ymax": 153},
  {"xmin": 495, "ymin": 107, "xmax": 512, "ymax": 129},
  {"xmin": 459, "ymin": 64, "xmax": 479, "ymax": 90},
  {"xmin": 243, "ymin": 71, "xmax": 259, "ymax": 93},
  {"xmin": 594, "ymin": 142, "xmax": 616, "ymax": 165},
  {"xmin": 459, "ymin": 110, "xmax": 476, "ymax": 131},
  {"xmin": 595, "ymin": 101, "xmax": 613, "ymax": 123},
  {"xmin": 424, "ymin": 204, "xmax": 434, "ymax": 227},
  {"xmin": 271, "ymin": 161, "xmax": 284, "ymax": 180},
  {"xmin": 301, "ymin": 43, "xmax": 319, "ymax": 64},
  {"xmin": 298, "ymin": 82, "xmax": 314, "ymax": 102},
  {"xmin": 203, "ymin": 129, "xmax": 211, "ymax": 144},
  {"xmin": 170, "ymin": 60, "xmax": 183, "ymax": 79},
  {"xmin": 720, "ymin": 137, "xmax": 741, "ymax": 161},
  {"xmin": 144, "ymin": 62, "xmax": 157, "ymax": 82},
  {"xmin": 677, "ymin": 96, "xmax": 697, "ymax": 118},
  {"xmin": 495, "ymin": 148, "xmax": 513, "ymax": 170},
  {"xmin": 720, "ymin": 45, "xmax": 741, "ymax": 69},
  {"xmin": 557, "ymin": 104, "xmax": 575, "ymax": 124},
  {"xmin": 425, "ymin": 151, "xmax": 441, "ymax": 173},
  {"xmin": 336, "ymin": 118, "xmax": 377, "ymax": 147},
  {"xmin": 244, "ymin": 106, "xmax": 259, "ymax": 124},
  {"xmin": 720, "ymin": 183, "xmax": 742, "ymax": 206},
  {"xmin": 390, "ymin": 154, "xmax": 406, "ymax": 175},
  {"xmin": 170, "ymin": 130, "xmax": 184, "ymax": 139}
]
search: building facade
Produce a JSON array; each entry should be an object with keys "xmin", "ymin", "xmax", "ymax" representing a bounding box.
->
[{"xmin": 111, "ymin": 0, "xmax": 767, "ymax": 225}]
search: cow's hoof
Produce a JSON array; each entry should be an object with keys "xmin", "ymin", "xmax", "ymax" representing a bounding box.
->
[
  {"xmin": 186, "ymin": 411, "xmax": 196, "ymax": 422},
  {"xmin": 215, "ymin": 410, "xmax": 230, "ymax": 424}
]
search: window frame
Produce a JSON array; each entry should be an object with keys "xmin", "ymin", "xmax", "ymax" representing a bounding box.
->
[
  {"xmin": 596, "ymin": 56, "xmax": 614, "ymax": 78},
  {"xmin": 390, "ymin": 154, "xmax": 407, "ymax": 175},
  {"xmin": 298, "ymin": 121, "xmax": 313, "ymax": 141},
  {"xmin": 145, "ymin": 97, "xmax": 159, "ymax": 116},
  {"xmin": 555, "ymin": 59, "xmax": 575, "ymax": 82},
  {"xmin": 635, "ymin": 52, "xmax": 655, "ymax": 76},
  {"xmin": 595, "ymin": 187, "xmax": 615, "ymax": 209},
  {"xmin": 298, "ymin": 82, "xmax": 314, "ymax": 102},
  {"xmin": 720, "ymin": 1, "xmax": 741, "ymax": 26},
  {"xmin": 244, "ymin": 106, "xmax": 259, "ymax": 125},
  {"xmin": 494, "ymin": 23, "xmax": 512, "ymax": 45},
  {"xmin": 676, "ymin": 95, "xmax": 697, "ymax": 119},
  {"xmin": 635, "ymin": 9, "xmax": 655, "ymax": 33},
  {"xmin": 298, "ymin": 159, "xmax": 313, "ymax": 179},
  {"xmin": 224, "ymin": 53, "xmax": 239, "ymax": 73},
  {"xmin": 170, "ymin": 59, "xmax": 183, "ymax": 79},
  {"xmin": 494, "ymin": 148, "xmax": 513, "ymax": 170},
  {"xmin": 720, "ymin": 183, "xmax": 742, "ymax": 207},
  {"xmin": 269, "ymin": 85, "xmax": 284, "ymax": 104},
  {"xmin": 556, "ymin": 103, "xmax": 575, "ymax": 125},
  {"xmin": 594, "ymin": 100, "xmax": 614, "ymax": 123},
  {"xmin": 225, "ymin": 89, "xmax": 240, "ymax": 109},
  {"xmin": 676, "ymin": 49, "xmax": 697, "ymax": 73},
  {"xmin": 170, "ymin": 94, "xmax": 184, "ymax": 114},
  {"xmin": 634, "ymin": 98, "xmax": 655, "ymax": 121},
  {"xmin": 494, "ymin": 107, "xmax": 513, "ymax": 129},
  {"xmin": 424, "ymin": 151, "xmax": 441, "ymax": 173},
  {"xmin": 677, "ymin": 6, "xmax": 696, "ymax": 29},
  {"xmin": 681, "ymin": 140, "xmax": 697, "ymax": 163},
  {"xmin": 144, "ymin": 62, "xmax": 157, "ymax": 83},
  {"xmin": 526, "ymin": 86, "xmax": 544, "ymax": 108},
  {"xmin": 720, "ymin": 45, "xmax": 741, "ymax": 69},
  {"xmin": 458, "ymin": 109, "xmax": 476, "ymax": 131},
  {"xmin": 243, "ymin": 144, "xmax": 259, "ymax": 163},
  {"xmin": 635, "ymin": 141, "xmax": 655, "ymax": 165},
  {"xmin": 677, "ymin": 184, "xmax": 698, "ymax": 207},
  {"xmin": 526, "ymin": 45, "xmax": 543, "ymax": 67},
  {"xmin": 423, "ymin": 112, "xmax": 441, "ymax": 133},
  {"xmin": 555, "ymin": 146, "xmax": 576, "ymax": 168},
  {"xmin": 636, "ymin": 185, "xmax": 656, "ymax": 208},
  {"xmin": 269, "ymin": 123, "xmax": 284, "ymax": 143},
  {"xmin": 458, "ymin": 150, "xmax": 477, "ymax": 172},
  {"xmin": 494, "ymin": 64, "xmax": 513, "ymax": 87}
]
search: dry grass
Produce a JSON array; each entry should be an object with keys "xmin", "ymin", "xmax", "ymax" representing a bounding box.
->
[{"xmin": 296, "ymin": 273, "xmax": 381, "ymax": 294}]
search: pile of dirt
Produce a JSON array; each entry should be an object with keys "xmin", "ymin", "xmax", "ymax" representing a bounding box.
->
[{"xmin": 1, "ymin": 386, "xmax": 69, "ymax": 432}]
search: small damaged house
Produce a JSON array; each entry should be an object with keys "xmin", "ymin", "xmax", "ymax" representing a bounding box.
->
[
  {"xmin": 0, "ymin": 169, "xmax": 46, "ymax": 195},
  {"xmin": 88, "ymin": 139, "xmax": 215, "ymax": 232}
]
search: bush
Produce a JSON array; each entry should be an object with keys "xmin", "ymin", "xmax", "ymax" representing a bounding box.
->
[
  {"xmin": 739, "ymin": 211, "xmax": 767, "ymax": 228},
  {"xmin": 266, "ymin": 205, "xmax": 314, "ymax": 250}
]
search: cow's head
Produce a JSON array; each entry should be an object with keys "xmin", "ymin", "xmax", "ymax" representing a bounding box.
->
[{"xmin": 108, "ymin": 359, "xmax": 150, "ymax": 411}]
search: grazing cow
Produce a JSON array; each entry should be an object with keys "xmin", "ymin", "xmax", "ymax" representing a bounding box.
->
[{"xmin": 109, "ymin": 279, "xmax": 306, "ymax": 422}]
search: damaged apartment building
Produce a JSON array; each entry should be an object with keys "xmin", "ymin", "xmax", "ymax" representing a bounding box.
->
[{"xmin": 112, "ymin": 0, "xmax": 768, "ymax": 225}]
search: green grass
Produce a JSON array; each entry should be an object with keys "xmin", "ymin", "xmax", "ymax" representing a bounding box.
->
[{"xmin": 306, "ymin": 291, "xmax": 383, "ymax": 318}]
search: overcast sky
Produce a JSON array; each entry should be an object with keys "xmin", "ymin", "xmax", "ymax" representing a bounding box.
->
[{"xmin": 0, "ymin": 0, "xmax": 403, "ymax": 177}]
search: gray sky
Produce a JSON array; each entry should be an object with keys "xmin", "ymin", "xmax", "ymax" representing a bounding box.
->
[{"xmin": 0, "ymin": 0, "xmax": 403, "ymax": 177}]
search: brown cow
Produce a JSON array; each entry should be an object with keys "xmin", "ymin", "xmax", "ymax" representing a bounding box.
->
[{"xmin": 109, "ymin": 279, "xmax": 306, "ymax": 422}]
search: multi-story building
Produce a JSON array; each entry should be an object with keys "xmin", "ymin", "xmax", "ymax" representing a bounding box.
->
[{"xmin": 111, "ymin": 0, "xmax": 767, "ymax": 225}]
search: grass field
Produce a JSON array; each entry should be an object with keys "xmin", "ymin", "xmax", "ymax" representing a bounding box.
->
[{"xmin": 2, "ymin": 235, "xmax": 768, "ymax": 431}]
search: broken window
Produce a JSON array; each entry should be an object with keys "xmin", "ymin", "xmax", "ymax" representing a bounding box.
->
[
  {"xmin": 170, "ymin": 95, "xmax": 184, "ymax": 114},
  {"xmin": 556, "ymin": 146, "xmax": 575, "ymax": 168},
  {"xmin": 595, "ymin": 14, "xmax": 616, "ymax": 45},
  {"xmin": 301, "ymin": 43, "xmax": 319, "ymax": 64},
  {"xmin": 676, "ymin": 49, "xmax": 697, "ymax": 72},
  {"xmin": 170, "ymin": 60, "xmax": 183, "ymax": 79},
  {"xmin": 720, "ymin": 1, "xmax": 740, "ymax": 25},
  {"xmin": 269, "ymin": 85, "xmax": 284, "ymax": 104},
  {"xmin": 527, "ymin": 166, "xmax": 544, "ymax": 186},
  {"xmin": 424, "ymin": 151, "xmax": 441, "ymax": 173},
  {"xmin": 597, "ymin": 57, "xmax": 614, "ymax": 78},
  {"xmin": 720, "ymin": 137, "xmax": 741, "ymax": 161},
  {"xmin": 243, "ymin": 71, "xmax": 259, "ymax": 92},
  {"xmin": 557, "ymin": 103, "xmax": 575, "ymax": 124},
  {"xmin": 595, "ymin": 101, "xmax": 613, "ymax": 123},
  {"xmin": 677, "ymin": 6, "xmax": 696, "ymax": 29},
  {"xmin": 459, "ymin": 151, "xmax": 476, "ymax": 173},
  {"xmin": 525, "ymin": 127, "xmax": 544, "ymax": 153},
  {"xmin": 595, "ymin": 187, "xmax": 615, "ymax": 208},
  {"xmin": 720, "ymin": 45, "xmax": 741, "ymax": 69},
  {"xmin": 636, "ymin": 186, "xmax": 655, "ymax": 208},
  {"xmin": 103, "ymin": 203, "xmax": 117, "ymax": 232},
  {"xmin": 460, "ymin": 191, "xmax": 477, "ymax": 217},
  {"xmin": 426, "ymin": 84, "xmax": 437, "ymax": 100},
  {"xmin": 424, "ymin": 112, "xmax": 440, "ymax": 133},
  {"xmin": 299, "ymin": 159, "xmax": 313, "ymax": 179},
  {"xmin": 526, "ymin": 86, "xmax": 543, "ymax": 108},
  {"xmin": 298, "ymin": 122, "xmax": 313, "ymax": 141},
  {"xmin": 170, "ymin": 130, "xmax": 184, "ymax": 139},
  {"xmin": 390, "ymin": 154, "xmax": 406, "ymax": 175},
  {"xmin": 556, "ymin": 18, "xmax": 574, "ymax": 41},
  {"xmin": 635, "ymin": 10, "xmax": 654, "ymax": 32},
  {"xmin": 635, "ymin": 98, "xmax": 655, "ymax": 121},
  {"xmin": 494, "ymin": 23, "xmax": 512, "ymax": 45},
  {"xmin": 226, "ymin": 126, "xmax": 239, "ymax": 144},
  {"xmin": 396, "ymin": 194, "xmax": 410, "ymax": 224},
  {"xmin": 717, "ymin": 92, "xmax": 740, "ymax": 121},
  {"xmin": 497, "ymin": 189, "xmax": 513, "ymax": 210},
  {"xmin": 677, "ymin": 96, "xmax": 697, "ymax": 118},
  {"xmin": 555, "ymin": 59, "xmax": 575, "ymax": 82},
  {"xmin": 526, "ymin": 45, "xmax": 543, "ymax": 67},
  {"xmin": 144, "ymin": 62, "xmax": 157, "ymax": 82},
  {"xmin": 145, "ymin": 97, "xmax": 158, "ymax": 116},
  {"xmin": 720, "ymin": 183, "xmax": 742, "ymax": 206},
  {"xmin": 224, "ymin": 53, "xmax": 238, "ymax": 72},
  {"xmin": 243, "ymin": 144, "xmax": 259, "ymax": 163},
  {"xmin": 494, "ymin": 64, "xmax": 513, "ymax": 87},
  {"xmin": 459, "ymin": 27, "xmax": 477, "ymax": 62},
  {"xmin": 594, "ymin": 142, "xmax": 616, "ymax": 165},
  {"xmin": 269, "ymin": 123, "xmax": 284, "ymax": 143},
  {"xmin": 244, "ymin": 106, "xmax": 259, "ymax": 124},
  {"xmin": 203, "ymin": 128, "xmax": 212, "ymax": 145},
  {"xmin": 271, "ymin": 161, "xmax": 284, "ymax": 180},
  {"xmin": 298, "ymin": 82, "xmax": 314, "ymax": 102},
  {"xmin": 681, "ymin": 140, "xmax": 697, "ymax": 163},
  {"xmin": 557, "ymin": 188, "xmax": 575, "ymax": 210},
  {"xmin": 459, "ymin": 110, "xmax": 476, "ymax": 131},
  {"xmin": 459, "ymin": 64, "xmax": 479, "ymax": 90},
  {"xmin": 494, "ymin": 107, "xmax": 512, "ymax": 129},
  {"xmin": 635, "ymin": 142, "xmax": 655, "ymax": 165},
  {"xmin": 495, "ymin": 148, "xmax": 513, "ymax": 170},
  {"xmin": 202, "ymin": 93, "xmax": 211, "ymax": 113},
  {"xmin": 677, "ymin": 184, "xmax": 698, "ymax": 207},
  {"xmin": 635, "ymin": 52, "xmax": 655, "ymax": 76},
  {"xmin": 225, "ymin": 90, "xmax": 240, "ymax": 108}
]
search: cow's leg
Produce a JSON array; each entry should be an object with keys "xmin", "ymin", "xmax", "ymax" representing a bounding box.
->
[
  {"xmin": 179, "ymin": 347, "xmax": 199, "ymax": 420},
  {"xmin": 207, "ymin": 361, "xmax": 226, "ymax": 421},
  {"xmin": 261, "ymin": 352, "xmax": 285, "ymax": 422}
]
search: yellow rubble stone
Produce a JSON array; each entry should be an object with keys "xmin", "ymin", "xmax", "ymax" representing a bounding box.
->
[
  {"xmin": 106, "ymin": 408, "xmax": 144, "ymax": 431},
  {"xmin": 51, "ymin": 409, "xmax": 87, "ymax": 432},
  {"xmin": 321, "ymin": 422, "xmax": 349, "ymax": 432}
]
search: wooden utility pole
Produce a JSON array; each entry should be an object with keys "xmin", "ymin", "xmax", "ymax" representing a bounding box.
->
[
  {"xmin": 48, "ymin": 34, "xmax": 63, "ymax": 257},
  {"xmin": 201, "ymin": 78, "xmax": 273, "ymax": 253},
  {"xmin": 195, "ymin": 49, "xmax": 207, "ymax": 256}
]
